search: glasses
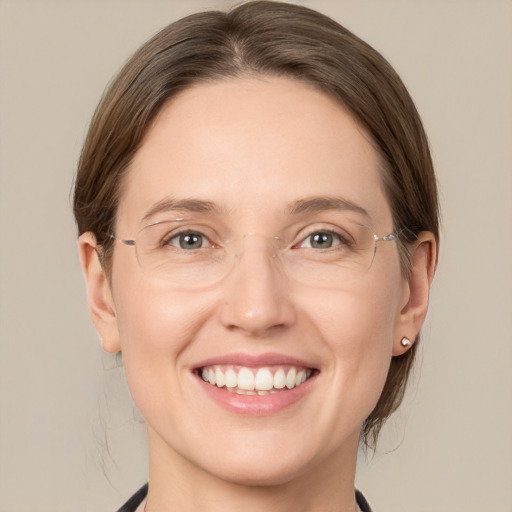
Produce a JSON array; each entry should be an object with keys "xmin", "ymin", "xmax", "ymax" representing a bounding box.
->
[{"xmin": 111, "ymin": 218, "xmax": 401, "ymax": 290}]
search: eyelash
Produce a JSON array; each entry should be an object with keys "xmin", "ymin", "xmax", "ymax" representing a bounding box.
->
[
  {"xmin": 161, "ymin": 228, "xmax": 351, "ymax": 251},
  {"xmin": 162, "ymin": 230, "xmax": 215, "ymax": 249},
  {"xmin": 295, "ymin": 230, "xmax": 349, "ymax": 250}
]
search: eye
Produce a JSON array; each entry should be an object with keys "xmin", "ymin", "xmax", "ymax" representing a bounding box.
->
[
  {"xmin": 166, "ymin": 231, "xmax": 210, "ymax": 250},
  {"xmin": 299, "ymin": 231, "xmax": 344, "ymax": 249}
]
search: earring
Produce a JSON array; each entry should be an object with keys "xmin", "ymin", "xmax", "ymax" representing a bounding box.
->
[{"xmin": 400, "ymin": 337, "xmax": 412, "ymax": 347}]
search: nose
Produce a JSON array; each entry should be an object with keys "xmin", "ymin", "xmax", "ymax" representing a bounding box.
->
[{"xmin": 218, "ymin": 235, "xmax": 296, "ymax": 337}]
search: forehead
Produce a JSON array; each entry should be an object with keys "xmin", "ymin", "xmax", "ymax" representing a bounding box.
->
[{"xmin": 118, "ymin": 77, "xmax": 391, "ymax": 231}]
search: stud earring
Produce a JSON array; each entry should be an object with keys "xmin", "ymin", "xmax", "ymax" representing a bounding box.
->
[{"xmin": 400, "ymin": 337, "xmax": 412, "ymax": 347}]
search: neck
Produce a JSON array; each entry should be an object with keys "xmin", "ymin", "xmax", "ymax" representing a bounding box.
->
[{"xmin": 144, "ymin": 427, "xmax": 360, "ymax": 512}]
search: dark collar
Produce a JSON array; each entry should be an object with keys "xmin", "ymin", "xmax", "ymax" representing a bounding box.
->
[
  {"xmin": 116, "ymin": 484, "xmax": 373, "ymax": 512},
  {"xmin": 115, "ymin": 483, "xmax": 148, "ymax": 512}
]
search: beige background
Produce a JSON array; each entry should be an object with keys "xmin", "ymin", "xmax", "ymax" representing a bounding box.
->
[{"xmin": 0, "ymin": 1, "xmax": 511, "ymax": 511}]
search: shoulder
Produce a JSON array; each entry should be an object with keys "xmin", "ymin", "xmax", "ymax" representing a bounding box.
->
[{"xmin": 114, "ymin": 483, "xmax": 148, "ymax": 512}]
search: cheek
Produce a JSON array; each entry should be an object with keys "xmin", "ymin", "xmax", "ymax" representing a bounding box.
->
[
  {"xmin": 111, "ymin": 245, "xmax": 211, "ymax": 349},
  {"xmin": 110, "ymin": 269, "xmax": 213, "ymax": 409},
  {"xmin": 300, "ymin": 273, "xmax": 403, "ymax": 408},
  {"xmin": 302, "ymin": 275, "xmax": 400, "ymax": 353},
  {"xmin": 325, "ymin": 295, "xmax": 394, "ymax": 382}
]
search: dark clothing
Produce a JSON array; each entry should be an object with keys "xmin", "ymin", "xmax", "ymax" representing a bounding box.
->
[
  {"xmin": 115, "ymin": 484, "xmax": 148, "ymax": 512},
  {"xmin": 115, "ymin": 483, "xmax": 373, "ymax": 512},
  {"xmin": 356, "ymin": 489, "xmax": 373, "ymax": 512}
]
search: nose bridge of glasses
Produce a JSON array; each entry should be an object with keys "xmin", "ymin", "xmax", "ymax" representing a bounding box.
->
[
  {"xmin": 219, "ymin": 232, "xmax": 290, "ymax": 294},
  {"xmin": 228, "ymin": 232, "xmax": 284, "ymax": 262}
]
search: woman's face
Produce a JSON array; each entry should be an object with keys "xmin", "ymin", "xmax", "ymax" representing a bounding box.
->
[{"xmin": 98, "ymin": 77, "xmax": 413, "ymax": 485}]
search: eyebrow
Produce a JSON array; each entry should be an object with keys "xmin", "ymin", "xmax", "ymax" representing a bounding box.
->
[
  {"xmin": 141, "ymin": 198, "xmax": 222, "ymax": 224},
  {"xmin": 141, "ymin": 195, "xmax": 370, "ymax": 225},
  {"xmin": 288, "ymin": 196, "xmax": 370, "ymax": 219}
]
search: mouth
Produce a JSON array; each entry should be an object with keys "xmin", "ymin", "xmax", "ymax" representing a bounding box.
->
[
  {"xmin": 197, "ymin": 365, "xmax": 316, "ymax": 396},
  {"xmin": 192, "ymin": 353, "xmax": 319, "ymax": 415}
]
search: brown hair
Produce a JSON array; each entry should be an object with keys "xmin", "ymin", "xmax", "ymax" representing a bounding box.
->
[{"xmin": 73, "ymin": 0, "xmax": 439, "ymax": 449}]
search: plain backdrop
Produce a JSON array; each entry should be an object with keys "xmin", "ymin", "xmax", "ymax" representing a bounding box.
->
[{"xmin": 0, "ymin": 1, "xmax": 511, "ymax": 511}]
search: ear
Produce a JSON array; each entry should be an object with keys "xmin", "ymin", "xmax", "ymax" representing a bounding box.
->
[
  {"xmin": 78, "ymin": 232, "xmax": 121, "ymax": 353},
  {"xmin": 393, "ymin": 231, "xmax": 437, "ymax": 356}
]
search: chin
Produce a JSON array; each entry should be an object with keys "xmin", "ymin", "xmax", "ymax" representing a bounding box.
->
[
  {"xmin": 174, "ymin": 424, "xmax": 354, "ymax": 489},
  {"xmin": 200, "ymin": 451, "xmax": 313, "ymax": 487}
]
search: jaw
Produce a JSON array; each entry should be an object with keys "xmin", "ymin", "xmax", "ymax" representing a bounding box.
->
[{"xmin": 146, "ymin": 417, "xmax": 362, "ymax": 512}]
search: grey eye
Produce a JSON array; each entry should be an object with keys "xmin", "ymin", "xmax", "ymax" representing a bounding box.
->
[
  {"xmin": 169, "ymin": 232, "xmax": 207, "ymax": 250},
  {"xmin": 312, "ymin": 232, "xmax": 333, "ymax": 248},
  {"xmin": 301, "ymin": 231, "xmax": 341, "ymax": 249}
]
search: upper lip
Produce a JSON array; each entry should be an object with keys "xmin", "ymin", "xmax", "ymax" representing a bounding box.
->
[{"xmin": 193, "ymin": 352, "xmax": 317, "ymax": 371}]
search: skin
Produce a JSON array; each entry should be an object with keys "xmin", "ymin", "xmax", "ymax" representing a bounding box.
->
[{"xmin": 79, "ymin": 77, "xmax": 436, "ymax": 512}]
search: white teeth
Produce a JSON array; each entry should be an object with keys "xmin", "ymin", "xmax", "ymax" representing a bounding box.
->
[
  {"xmin": 237, "ymin": 389, "xmax": 257, "ymax": 396},
  {"xmin": 200, "ymin": 365, "xmax": 313, "ymax": 393},
  {"xmin": 224, "ymin": 369, "xmax": 237, "ymax": 388},
  {"xmin": 273, "ymin": 368, "xmax": 286, "ymax": 389},
  {"xmin": 237, "ymin": 367, "xmax": 255, "ymax": 390},
  {"xmin": 215, "ymin": 367, "xmax": 225, "ymax": 387},
  {"xmin": 286, "ymin": 368, "xmax": 296, "ymax": 389},
  {"xmin": 295, "ymin": 369, "xmax": 306, "ymax": 386},
  {"xmin": 254, "ymin": 367, "xmax": 273, "ymax": 390}
]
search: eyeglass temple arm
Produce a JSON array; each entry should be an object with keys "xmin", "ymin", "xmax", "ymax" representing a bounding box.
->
[{"xmin": 110, "ymin": 233, "xmax": 136, "ymax": 246}]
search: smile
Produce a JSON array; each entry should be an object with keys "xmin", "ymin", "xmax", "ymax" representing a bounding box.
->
[
  {"xmin": 199, "ymin": 365, "xmax": 314, "ymax": 395},
  {"xmin": 193, "ymin": 353, "xmax": 319, "ymax": 415}
]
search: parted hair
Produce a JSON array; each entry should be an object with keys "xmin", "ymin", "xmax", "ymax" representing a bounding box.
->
[{"xmin": 73, "ymin": 0, "xmax": 439, "ymax": 449}]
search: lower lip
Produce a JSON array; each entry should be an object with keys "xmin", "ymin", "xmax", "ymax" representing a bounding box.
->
[{"xmin": 195, "ymin": 374, "xmax": 317, "ymax": 416}]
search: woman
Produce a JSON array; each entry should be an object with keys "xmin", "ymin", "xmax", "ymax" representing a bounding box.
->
[{"xmin": 74, "ymin": 2, "xmax": 438, "ymax": 511}]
